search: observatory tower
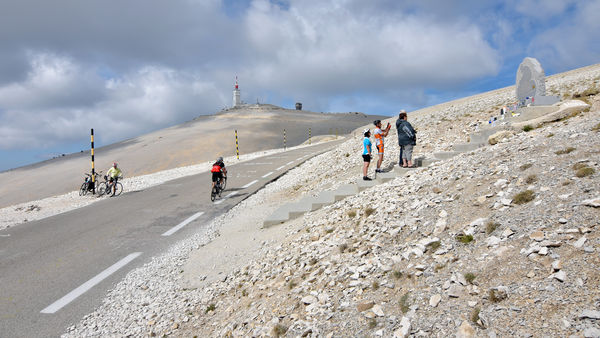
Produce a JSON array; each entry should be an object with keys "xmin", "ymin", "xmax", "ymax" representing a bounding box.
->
[{"xmin": 233, "ymin": 76, "xmax": 241, "ymax": 107}]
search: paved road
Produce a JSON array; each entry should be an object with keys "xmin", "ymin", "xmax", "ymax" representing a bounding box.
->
[{"xmin": 0, "ymin": 139, "xmax": 343, "ymax": 337}]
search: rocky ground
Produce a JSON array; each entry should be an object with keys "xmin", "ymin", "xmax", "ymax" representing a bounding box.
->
[{"xmin": 62, "ymin": 64, "xmax": 600, "ymax": 337}]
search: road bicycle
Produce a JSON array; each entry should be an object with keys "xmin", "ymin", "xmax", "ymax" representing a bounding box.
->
[
  {"xmin": 210, "ymin": 176, "xmax": 227, "ymax": 202},
  {"xmin": 79, "ymin": 171, "xmax": 102, "ymax": 196},
  {"xmin": 97, "ymin": 175, "xmax": 123, "ymax": 197}
]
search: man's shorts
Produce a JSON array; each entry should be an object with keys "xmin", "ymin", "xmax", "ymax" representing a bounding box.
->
[
  {"xmin": 212, "ymin": 172, "xmax": 223, "ymax": 182},
  {"xmin": 362, "ymin": 154, "xmax": 371, "ymax": 162},
  {"xmin": 376, "ymin": 144, "xmax": 384, "ymax": 154}
]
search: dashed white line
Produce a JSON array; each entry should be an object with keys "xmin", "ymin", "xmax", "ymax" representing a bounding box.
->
[
  {"xmin": 161, "ymin": 211, "xmax": 204, "ymax": 236},
  {"xmin": 286, "ymin": 161, "xmax": 294, "ymax": 165},
  {"xmin": 242, "ymin": 179, "xmax": 258, "ymax": 188},
  {"xmin": 214, "ymin": 191, "xmax": 239, "ymax": 205},
  {"xmin": 41, "ymin": 252, "xmax": 142, "ymax": 314},
  {"xmin": 262, "ymin": 171, "xmax": 273, "ymax": 178},
  {"xmin": 276, "ymin": 165, "xmax": 285, "ymax": 170}
]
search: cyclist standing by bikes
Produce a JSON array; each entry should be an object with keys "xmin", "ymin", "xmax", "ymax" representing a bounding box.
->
[
  {"xmin": 106, "ymin": 162, "xmax": 123, "ymax": 196},
  {"xmin": 210, "ymin": 157, "xmax": 227, "ymax": 191}
]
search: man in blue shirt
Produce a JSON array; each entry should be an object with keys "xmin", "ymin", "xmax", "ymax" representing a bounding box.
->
[{"xmin": 362, "ymin": 129, "xmax": 372, "ymax": 180}]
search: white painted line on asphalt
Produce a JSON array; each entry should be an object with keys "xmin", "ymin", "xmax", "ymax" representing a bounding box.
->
[
  {"xmin": 41, "ymin": 252, "xmax": 142, "ymax": 314},
  {"xmin": 161, "ymin": 211, "xmax": 204, "ymax": 236},
  {"xmin": 286, "ymin": 161, "xmax": 294, "ymax": 165},
  {"xmin": 214, "ymin": 199, "xmax": 224, "ymax": 205},
  {"xmin": 276, "ymin": 165, "xmax": 285, "ymax": 170},
  {"xmin": 242, "ymin": 179, "xmax": 258, "ymax": 188},
  {"xmin": 226, "ymin": 191, "xmax": 238, "ymax": 198},
  {"xmin": 262, "ymin": 171, "xmax": 273, "ymax": 178}
]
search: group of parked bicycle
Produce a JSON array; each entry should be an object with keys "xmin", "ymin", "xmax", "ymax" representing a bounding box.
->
[
  {"xmin": 79, "ymin": 162, "xmax": 123, "ymax": 197},
  {"xmin": 79, "ymin": 158, "xmax": 228, "ymax": 202}
]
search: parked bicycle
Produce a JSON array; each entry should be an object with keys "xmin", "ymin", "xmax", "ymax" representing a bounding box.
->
[
  {"xmin": 79, "ymin": 171, "xmax": 102, "ymax": 196},
  {"xmin": 210, "ymin": 175, "xmax": 227, "ymax": 202},
  {"xmin": 97, "ymin": 174, "xmax": 123, "ymax": 197}
]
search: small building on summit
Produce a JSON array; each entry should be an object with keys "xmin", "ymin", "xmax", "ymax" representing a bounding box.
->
[{"xmin": 233, "ymin": 77, "xmax": 241, "ymax": 108}]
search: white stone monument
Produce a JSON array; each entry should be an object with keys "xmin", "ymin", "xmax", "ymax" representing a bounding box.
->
[
  {"xmin": 516, "ymin": 57, "xmax": 559, "ymax": 106},
  {"xmin": 233, "ymin": 77, "xmax": 241, "ymax": 107}
]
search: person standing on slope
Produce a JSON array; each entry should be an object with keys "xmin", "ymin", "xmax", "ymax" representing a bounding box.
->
[
  {"xmin": 373, "ymin": 119, "xmax": 391, "ymax": 173},
  {"xmin": 395, "ymin": 110, "xmax": 417, "ymax": 168},
  {"xmin": 362, "ymin": 128, "xmax": 373, "ymax": 181}
]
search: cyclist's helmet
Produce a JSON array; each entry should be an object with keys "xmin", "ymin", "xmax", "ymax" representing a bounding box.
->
[
  {"xmin": 217, "ymin": 157, "xmax": 223, "ymax": 162},
  {"xmin": 113, "ymin": 162, "xmax": 118, "ymax": 168}
]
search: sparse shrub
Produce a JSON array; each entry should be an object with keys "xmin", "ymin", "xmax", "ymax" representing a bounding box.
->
[
  {"xmin": 368, "ymin": 318, "xmax": 377, "ymax": 329},
  {"xmin": 347, "ymin": 210, "xmax": 357, "ymax": 218},
  {"xmin": 525, "ymin": 174, "xmax": 538, "ymax": 184},
  {"xmin": 456, "ymin": 234, "xmax": 474, "ymax": 244},
  {"xmin": 309, "ymin": 257, "xmax": 318, "ymax": 265},
  {"xmin": 345, "ymin": 153, "xmax": 350, "ymax": 157},
  {"xmin": 519, "ymin": 163, "xmax": 533, "ymax": 171},
  {"xmin": 242, "ymin": 289, "xmax": 248, "ymax": 297},
  {"xmin": 464, "ymin": 273, "xmax": 477, "ymax": 284},
  {"xmin": 372, "ymin": 281, "xmax": 380, "ymax": 290},
  {"xmin": 272, "ymin": 324, "xmax": 288, "ymax": 337},
  {"xmin": 486, "ymin": 221, "xmax": 499, "ymax": 234},
  {"xmin": 399, "ymin": 293, "xmax": 410, "ymax": 313},
  {"xmin": 392, "ymin": 270, "xmax": 402, "ymax": 279},
  {"xmin": 364, "ymin": 207, "xmax": 375, "ymax": 217},
  {"xmin": 339, "ymin": 243, "xmax": 348, "ymax": 253},
  {"xmin": 488, "ymin": 289, "xmax": 506, "ymax": 303},
  {"xmin": 592, "ymin": 123, "xmax": 600, "ymax": 131},
  {"xmin": 576, "ymin": 167, "xmax": 595, "ymax": 178},
  {"xmin": 288, "ymin": 281, "xmax": 297, "ymax": 290},
  {"xmin": 427, "ymin": 241, "xmax": 441, "ymax": 251},
  {"xmin": 205, "ymin": 304, "xmax": 216, "ymax": 313},
  {"xmin": 546, "ymin": 133, "xmax": 554, "ymax": 137},
  {"xmin": 434, "ymin": 263, "xmax": 446, "ymax": 272},
  {"xmin": 522, "ymin": 125, "xmax": 533, "ymax": 132},
  {"xmin": 471, "ymin": 307, "xmax": 481, "ymax": 325},
  {"xmin": 326, "ymin": 228, "xmax": 334, "ymax": 234},
  {"xmin": 572, "ymin": 163, "xmax": 588, "ymax": 170},
  {"xmin": 513, "ymin": 190, "xmax": 535, "ymax": 204},
  {"xmin": 555, "ymin": 147, "xmax": 576, "ymax": 155},
  {"xmin": 562, "ymin": 179, "xmax": 572, "ymax": 186}
]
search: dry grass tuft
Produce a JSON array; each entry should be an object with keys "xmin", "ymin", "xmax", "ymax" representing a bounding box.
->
[
  {"xmin": 555, "ymin": 147, "xmax": 576, "ymax": 155},
  {"xmin": 513, "ymin": 190, "xmax": 535, "ymax": 204},
  {"xmin": 576, "ymin": 167, "xmax": 595, "ymax": 178}
]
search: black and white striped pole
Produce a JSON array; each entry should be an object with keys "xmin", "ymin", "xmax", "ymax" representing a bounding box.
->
[
  {"xmin": 90, "ymin": 128, "xmax": 96, "ymax": 194},
  {"xmin": 235, "ymin": 130, "xmax": 240, "ymax": 160}
]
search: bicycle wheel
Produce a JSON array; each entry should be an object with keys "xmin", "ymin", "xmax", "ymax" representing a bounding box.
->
[
  {"xmin": 210, "ymin": 186, "xmax": 217, "ymax": 202},
  {"xmin": 218, "ymin": 185, "xmax": 222, "ymax": 198},
  {"xmin": 221, "ymin": 177, "xmax": 227, "ymax": 191},
  {"xmin": 79, "ymin": 183, "xmax": 87, "ymax": 196},
  {"xmin": 97, "ymin": 182, "xmax": 107, "ymax": 196},
  {"xmin": 113, "ymin": 182, "xmax": 123, "ymax": 196}
]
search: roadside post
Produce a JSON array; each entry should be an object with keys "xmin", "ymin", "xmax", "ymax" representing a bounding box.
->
[
  {"xmin": 283, "ymin": 129, "xmax": 287, "ymax": 150},
  {"xmin": 90, "ymin": 128, "xmax": 96, "ymax": 194},
  {"xmin": 235, "ymin": 130, "xmax": 240, "ymax": 160},
  {"xmin": 309, "ymin": 128, "xmax": 311, "ymax": 145}
]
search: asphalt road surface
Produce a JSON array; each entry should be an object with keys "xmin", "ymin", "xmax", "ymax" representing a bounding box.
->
[{"xmin": 0, "ymin": 139, "xmax": 343, "ymax": 337}]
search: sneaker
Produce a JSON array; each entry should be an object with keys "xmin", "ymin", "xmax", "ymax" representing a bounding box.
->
[
  {"xmin": 375, "ymin": 169, "xmax": 382, "ymax": 173},
  {"xmin": 363, "ymin": 176, "xmax": 372, "ymax": 181}
]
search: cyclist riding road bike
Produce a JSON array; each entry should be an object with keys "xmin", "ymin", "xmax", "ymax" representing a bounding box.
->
[{"xmin": 210, "ymin": 157, "xmax": 227, "ymax": 191}]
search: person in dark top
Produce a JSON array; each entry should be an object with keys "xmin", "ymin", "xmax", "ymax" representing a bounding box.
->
[
  {"xmin": 210, "ymin": 157, "xmax": 227, "ymax": 189},
  {"xmin": 395, "ymin": 110, "xmax": 417, "ymax": 168}
]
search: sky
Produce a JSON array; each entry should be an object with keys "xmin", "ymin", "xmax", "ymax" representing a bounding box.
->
[{"xmin": 0, "ymin": 0, "xmax": 599, "ymax": 171}]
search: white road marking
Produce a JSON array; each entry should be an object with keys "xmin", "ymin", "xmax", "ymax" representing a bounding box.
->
[
  {"xmin": 276, "ymin": 165, "xmax": 285, "ymax": 170},
  {"xmin": 262, "ymin": 171, "xmax": 273, "ymax": 178},
  {"xmin": 161, "ymin": 211, "xmax": 204, "ymax": 236},
  {"xmin": 242, "ymin": 180, "xmax": 258, "ymax": 188},
  {"xmin": 214, "ymin": 199, "xmax": 224, "ymax": 205},
  {"xmin": 41, "ymin": 252, "xmax": 142, "ymax": 314},
  {"xmin": 0, "ymin": 234, "xmax": 10, "ymax": 237},
  {"xmin": 242, "ymin": 162, "xmax": 272, "ymax": 165},
  {"xmin": 226, "ymin": 191, "xmax": 238, "ymax": 198},
  {"xmin": 286, "ymin": 161, "xmax": 294, "ymax": 165}
]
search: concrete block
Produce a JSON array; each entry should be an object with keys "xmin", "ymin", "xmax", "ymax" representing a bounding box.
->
[
  {"xmin": 376, "ymin": 172, "xmax": 396, "ymax": 183},
  {"xmin": 312, "ymin": 191, "xmax": 336, "ymax": 209},
  {"xmin": 433, "ymin": 151, "xmax": 461, "ymax": 160},
  {"xmin": 263, "ymin": 207, "xmax": 290, "ymax": 228},
  {"xmin": 452, "ymin": 142, "xmax": 484, "ymax": 152},
  {"xmin": 357, "ymin": 179, "xmax": 378, "ymax": 192},
  {"xmin": 288, "ymin": 199, "xmax": 314, "ymax": 218},
  {"xmin": 334, "ymin": 184, "xmax": 359, "ymax": 201},
  {"xmin": 419, "ymin": 158, "xmax": 440, "ymax": 167}
]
